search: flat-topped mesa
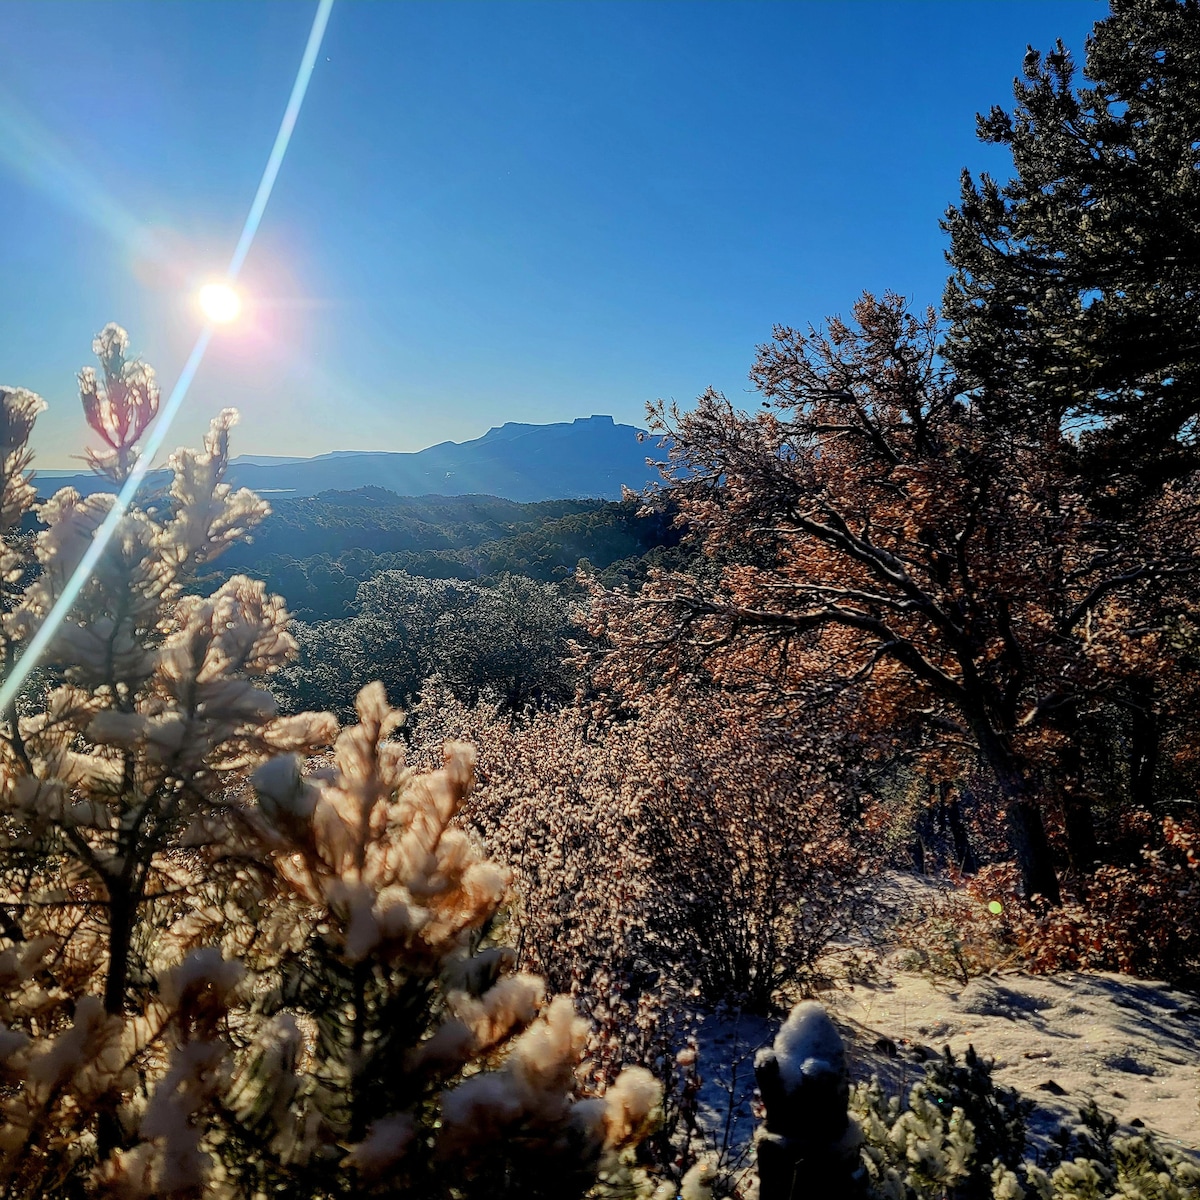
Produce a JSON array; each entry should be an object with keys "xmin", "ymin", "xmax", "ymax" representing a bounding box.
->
[
  {"xmin": 481, "ymin": 415, "xmax": 618, "ymax": 441},
  {"xmin": 41, "ymin": 414, "xmax": 655, "ymax": 503}
]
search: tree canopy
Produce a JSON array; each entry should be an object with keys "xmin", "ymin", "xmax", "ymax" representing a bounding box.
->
[
  {"xmin": 943, "ymin": 0, "xmax": 1200, "ymax": 501},
  {"xmin": 275, "ymin": 571, "xmax": 582, "ymax": 719},
  {"xmin": 596, "ymin": 291, "xmax": 1199, "ymax": 903}
]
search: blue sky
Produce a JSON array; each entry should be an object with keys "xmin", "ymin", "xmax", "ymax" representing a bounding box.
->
[{"xmin": 1, "ymin": 0, "xmax": 1100, "ymax": 468}]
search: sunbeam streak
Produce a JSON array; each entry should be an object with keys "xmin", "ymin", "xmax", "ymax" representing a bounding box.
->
[{"xmin": 0, "ymin": 0, "xmax": 336, "ymax": 714}]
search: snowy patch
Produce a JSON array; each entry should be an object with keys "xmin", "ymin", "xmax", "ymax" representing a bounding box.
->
[
  {"xmin": 831, "ymin": 967, "xmax": 1200, "ymax": 1159},
  {"xmin": 682, "ymin": 873, "xmax": 1200, "ymax": 1179},
  {"xmin": 689, "ymin": 1009, "xmax": 775, "ymax": 1180}
]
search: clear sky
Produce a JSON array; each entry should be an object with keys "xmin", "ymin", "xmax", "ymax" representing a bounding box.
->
[{"xmin": 1, "ymin": 0, "xmax": 1101, "ymax": 468}]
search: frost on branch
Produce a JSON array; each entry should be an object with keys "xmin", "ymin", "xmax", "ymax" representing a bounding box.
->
[
  {"xmin": 0, "ymin": 387, "xmax": 46, "ymax": 539},
  {"xmin": 246, "ymin": 682, "xmax": 663, "ymax": 1197},
  {"xmin": 849, "ymin": 1065, "xmax": 1200, "ymax": 1200},
  {"xmin": 78, "ymin": 323, "xmax": 159, "ymax": 484},
  {"xmin": 98, "ymin": 950, "xmax": 244, "ymax": 1199},
  {"xmin": 0, "ymin": 325, "xmax": 660, "ymax": 1198},
  {"xmin": 438, "ymin": 995, "xmax": 660, "ymax": 1192},
  {"xmin": 162, "ymin": 408, "xmax": 270, "ymax": 568}
]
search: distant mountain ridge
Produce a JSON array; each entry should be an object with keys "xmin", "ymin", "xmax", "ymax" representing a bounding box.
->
[{"xmin": 35, "ymin": 415, "xmax": 663, "ymax": 504}]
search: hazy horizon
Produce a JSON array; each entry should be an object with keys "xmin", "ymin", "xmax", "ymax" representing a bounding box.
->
[{"xmin": 32, "ymin": 411, "xmax": 644, "ymax": 476}]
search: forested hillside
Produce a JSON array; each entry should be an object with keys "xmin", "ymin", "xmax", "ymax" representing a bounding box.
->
[{"xmin": 208, "ymin": 489, "xmax": 687, "ymax": 620}]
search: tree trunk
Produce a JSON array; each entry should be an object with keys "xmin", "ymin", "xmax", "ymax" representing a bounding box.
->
[
  {"xmin": 98, "ymin": 886, "xmax": 135, "ymax": 1158},
  {"xmin": 911, "ymin": 798, "xmax": 933, "ymax": 874},
  {"xmin": 974, "ymin": 727, "xmax": 1061, "ymax": 903},
  {"xmin": 104, "ymin": 886, "xmax": 134, "ymax": 1017},
  {"xmin": 1057, "ymin": 714, "xmax": 1098, "ymax": 871},
  {"xmin": 941, "ymin": 781, "xmax": 979, "ymax": 874},
  {"xmin": 1007, "ymin": 796, "xmax": 1061, "ymax": 904},
  {"xmin": 350, "ymin": 959, "xmax": 370, "ymax": 1142},
  {"xmin": 1061, "ymin": 790, "xmax": 1098, "ymax": 872},
  {"xmin": 910, "ymin": 834, "xmax": 926, "ymax": 875},
  {"xmin": 1128, "ymin": 685, "xmax": 1159, "ymax": 811}
]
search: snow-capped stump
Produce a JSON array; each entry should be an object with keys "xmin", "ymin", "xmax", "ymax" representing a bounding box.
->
[{"xmin": 754, "ymin": 1001, "xmax": 867, "ymax": 1199}]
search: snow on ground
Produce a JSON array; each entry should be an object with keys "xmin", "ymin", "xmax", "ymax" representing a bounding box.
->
[
  {"xmin": 692, "ymin": 1007, "xmax": 775, "ymax": 1171},
  {"xmin": 687, "ymin": 872, "xmax": 1200, "ymax": 1171},
  {"xmin": 832, "ymin": 966, "xmax": 1200, "ymax": 1159}
]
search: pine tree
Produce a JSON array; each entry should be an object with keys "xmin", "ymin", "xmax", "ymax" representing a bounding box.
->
[{"xmin": 942, "ymin": 0, "xmax": 1200, "ymax": 502}]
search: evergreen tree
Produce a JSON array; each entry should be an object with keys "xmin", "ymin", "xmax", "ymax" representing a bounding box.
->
[{"xmin": 943, "ymin": 0, "xmax": 1200, "ymax": 502}]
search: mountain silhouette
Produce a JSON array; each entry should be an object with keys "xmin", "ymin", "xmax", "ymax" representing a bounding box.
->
[{"xmin": 36, "ymin": 415, "xmax": 665, "ymax": 503}]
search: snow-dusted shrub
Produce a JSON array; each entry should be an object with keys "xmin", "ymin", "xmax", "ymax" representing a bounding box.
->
[
  {"xmin": 242, "ymin": 685, "xmax": 663, "ymax": 1198},
  {"xmin": 427, "ymin": 687, "xmax": 869, "ymax": 1022},
  {"xmin": 852, "ymin": 1057, "xmax": 1200, "ymax": 1200},
  {"xmin": 853, "ymin": 1077, "xmax": 978, "ymax": 1199},
  {"xmin": 0, "ymin": 330, "xmax": 661, "ymax": 1199},
  {"xmin": 0, "ymin": 329, "xmax": 300, "ymax": 1193},
  {"xmin": 404, "ymin": 684, "xmax": 675, "ymax": 1092},
  {"xmin": 921, "ymin": 1046, "xmax": 1032, "ymax": 1194},
  {"xmin": 628, "ymin": 696, "xmax": 868, "ymax": 1014},
  {"xmin": 1014, "ymin": 1100, "xmax": 1200, "ymax": 1200}
]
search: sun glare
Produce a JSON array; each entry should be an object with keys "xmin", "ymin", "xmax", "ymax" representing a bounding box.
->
[{"xmin": 198, "ymin": 282, "xmax": 242, "ymax": 324}]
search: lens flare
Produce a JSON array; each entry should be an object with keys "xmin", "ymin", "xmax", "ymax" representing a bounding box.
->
[
  {"xmin": 199, "ymin": 282, "xmax": 242, "ymax": 324},
  {"xmin": 0, "ymin": 0, "xmax": 335, "ymax": 717}
]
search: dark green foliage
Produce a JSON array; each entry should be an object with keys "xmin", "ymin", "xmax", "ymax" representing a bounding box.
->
[
  {"xmin": 1060, "ymin": 1099, "xmax": 1120, "ymax": 1169},
  {"xmin": 208, "ymin": 489, "xmax": 687, "ymax": 721},
  {"xmin": 854, "ymin": 1054, "xmax": 1200, "ymax": 1198},
  {"xmin": 208, "ymin": 490, "xmax": 685, "ymax": 620},
  {"xmin": 273, "ymin": 571, "xmax": 582, "ymax": 719},
  {"xmin": 1028, "ymin": 1100, "xmax": 1200, "ymax": 1197},
  {"xmin": 459, "ymin": 500, "xmax": 684, "ymax": 586},
  {"xmin": 943, "ymin": 0, "xmax": 1200, "ymax": 502},
  {"xmin": 218, "ymin": 489, "xmax": 599, "ymax": 562},
  {"xmin": 922, "ymin": 1045, "xmax": 1032, "ymax": 1187}
]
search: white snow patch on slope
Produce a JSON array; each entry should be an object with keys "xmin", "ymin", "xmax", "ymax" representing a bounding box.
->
[
  {"xmin": 686, "ymin": 872, "xmax": 1200, "ymax": 1175},
  {"xmin": 832, "ymin": 966, "xmax": 1200, "ymax": 1158}
]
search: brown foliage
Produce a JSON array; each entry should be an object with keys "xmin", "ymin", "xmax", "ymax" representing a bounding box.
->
[
  {"xmin": 411, "ymin": 685, "xmax": 870, "ymax": 1028},
  {"xmin": 593, "ymin": 293, "xmax": 1200, "ymax": 903},
  {"xmin": 899, "ymin": 816, "xmax": 1200, "ymax": 987}
]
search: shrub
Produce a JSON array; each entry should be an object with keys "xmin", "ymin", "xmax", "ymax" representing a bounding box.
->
[
  {"xmin": 896, "ymin": 816, "xmax": 1200, "ymax": 989},
  {"xmin": 853, "ymin": 1078, "xmax": 1200, "ymax": 1200},
  {"xmin": 921, "ymin": 1046, "xmax": 1033, "ymax": 1195},
  {"xmin": 412, "ymin": 687, "xmax": 869, "ymax": 1025}
]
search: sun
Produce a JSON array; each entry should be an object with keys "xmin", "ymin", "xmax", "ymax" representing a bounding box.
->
[{"xmin": 198, "ymin": 282, "xmax": 242, "ymax": 325}]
